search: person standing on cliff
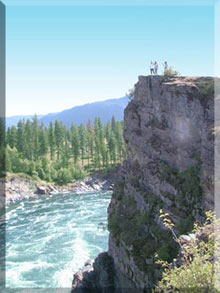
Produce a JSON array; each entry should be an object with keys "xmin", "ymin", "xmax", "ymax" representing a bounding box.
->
[
  {"xmin": 154, "ymin": 61, "xmax": 158, "ymax": 75},
  {"xmin": 163, "ymin": 61, "xmax": 168, "ymax": 74},
  {"xmin": 150, "ymin": 61, "xmax": 154, "ymax": 75}
]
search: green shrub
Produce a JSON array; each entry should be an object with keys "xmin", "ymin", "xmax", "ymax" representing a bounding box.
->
[
  {"xmin": 158, "ymin": 161, "xmax": 203, "ymax": 223},
  {"xmin": 176, "ymin": 214, "xmax": 194, "ymax": 235},
  {"xmin": 36, "ymin": 166, "xmax": 46, "ymax": 180},
  {"xmin": 164, "ymin": 67, "xmax": 179, "ymax": 78},
  {"xmin": 196, "ymin": 80, "xmax": 214, "ymax": 99},
  {"xmin": 54, "ymin": 168, "xmax": 72, "ymax": 185},
  {"xmin": 113, "ymin": 180, "xmax": 125, "ymax": 200},
  {"xmin": 5, "ymin": 148, "xmax": 11, "ymax": 172},
  {"xmin": 136, "ymin": 211, "xmax": 151, "ymax": 225},
  {"xmin": 156, "ymin": 243, "xmax": 170, "ymax": 262},
  {"xmin": 154, "ymin": 211, "xmax": 220, "ymax": 292},
  {"xmin": 126, "ymin": 87, "xmax": 135, "ymax": 100},
  {"xmin": 26, "ymin": 161, "xmax": 36, "ymax": 176},
  {"xmin": 108, "ymin": 212, "xmax": 121, "ymax": 244},
  {"xmin": 70, "ymin": 165, "xmax": 87, "ymax": 180}
]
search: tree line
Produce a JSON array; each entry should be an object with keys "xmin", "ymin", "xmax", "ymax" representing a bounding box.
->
[{"xmin": 3, "ymin": 116, "xmax": 127, "ymax": 185}]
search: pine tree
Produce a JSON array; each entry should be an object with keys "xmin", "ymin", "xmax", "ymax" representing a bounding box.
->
[
  {"xmin": 71, "ymin": 124, "xmax": 80, "ymax": 164},
  {"xmin": 0, "ymin": 146, "xmax": 5, "ymax": 177},
  {"xmin": 5, "ymin": 147, "xmax": 12, "ymax": 172},
  {"xmin": 16, "ymin": 120, "xmax": 25, "ymax": 154},
  {"xmin": 40, "ymin": 157, "xmax": 51, "ymax": 181},
  {"xmin": 6, "ymin": 127, "xmax": 11, "ymax": 146},
  {"xmin": 105, "ymin": 122, "xmax": 111, "ymax": 143},
  {"xmin": 61, "ymin": 139, "xmax": 71, "ymax": 168},
  {"xmin": 32, "ymin": 115, "xmax": 40, "ymax": 161},
  {"xmin": 48, "ymin": 122, "xmax": 55, "ymax": 160},
  {"xmin": 111, "ymin": 115, "xmax": 116, "ymax": 132},
  {"xmin": 87, "ymin": 119, "xmax": 94, "ymax": 167},
  {"xmin": 78, "ymin": 124, "xmax": 87, "ymax": 165},
  {"xmin": 54, "ymin": 120, "xmax": 63, "ymax": 160},
  {"xmin": 99, "ymin": 124, "xmax": 107, "ymax": 167},
  {"xmin": 38, "ymin": 125, "xmax": 49, "ymax": 156},
  {"xmin": 108, "ymin": 132, "xmax": 117, "ymax": 164},
  {"xmin": 24, "ymin": 119, "xmax": 33, "ymax": 160},
  {"xmin": 114, "ymin": 121, "xmax": 124, "ymax": 161},
  {"xmin": 8, "ymin": 125, "xmax": 17, "ymax": 149},
  {"xmin": 94, "ymin": 117, "xmax": 101, "ymax": 169}
]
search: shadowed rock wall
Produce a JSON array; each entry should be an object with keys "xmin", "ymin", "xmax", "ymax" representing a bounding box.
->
[
  {"xmin": 108, "ymin": 76, "xmax": 214, "ymax": 292},
  {"xmin": 72, "ymin": 75, "xmax": 215, "ymax": 292}
]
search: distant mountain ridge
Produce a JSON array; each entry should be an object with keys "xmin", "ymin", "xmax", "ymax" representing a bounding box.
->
[
  {"xmin": 6, "ymin": 97, "xmax": 129, "ymax": 128},
  {"xmin": 6, "ymin": 115, "xmax": 44, "ymax": 129}
]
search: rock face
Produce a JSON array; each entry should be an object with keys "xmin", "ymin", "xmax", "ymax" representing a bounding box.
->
[
  {"xmin": 36, "ymin": 186, "xmax": 47, "ymax": 194},
  {"xmin": 72, "ymin": 75, "xmax": 215, "ymax": 292},
  {"xmin": 2, "ymin": 175, "xmax": 37, "ymax": 205},
  {"xmin": 71, "ymin": 252, "xmax": 120, "ymax": 293},
  {"xmin": 71, "ymin": 171, "xmax": 117, "ymax": 193},
  {"xmin": 1, "ymin": 174, "xmax": 59, "ymax": 204},
  {"xmin": 107, "ymin": 76, "xmax": 215, "ymax": 291}
]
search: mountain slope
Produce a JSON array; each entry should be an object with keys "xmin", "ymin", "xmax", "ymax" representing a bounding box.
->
[
  {"xmin": 6, "ymin": 115, "xmax": 44, "ymax": 129},
  {"xmin": 39, "ymin": 97, "xmax": 129, "ymax": 127},
  {"xmin": 6, "ymin": 97, "xmax": 129, "ymax": 128}
]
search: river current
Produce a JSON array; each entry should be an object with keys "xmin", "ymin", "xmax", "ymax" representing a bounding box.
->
[{"xmin": 4, "ymin": 191, "xmax": 111, "ymax": 291}]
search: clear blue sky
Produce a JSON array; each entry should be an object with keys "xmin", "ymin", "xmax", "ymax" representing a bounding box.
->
[{"xmin": 5, "ymin": 1, "xmax": 215, "ymax": 116}]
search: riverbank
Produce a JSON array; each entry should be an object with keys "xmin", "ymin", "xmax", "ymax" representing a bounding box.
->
[{"xmin": 1, "ymin": 169, "xmax": 117, "ymax": 205}]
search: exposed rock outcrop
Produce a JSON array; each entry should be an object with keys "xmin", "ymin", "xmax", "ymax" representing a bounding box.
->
[
  {"xmin": 2, "ymin": 174, "xmax": 37, "ymax": 205},
  {"xmin": 71, "ymin": 252, "xmax": 120, "ymax": 293},
  {"xmin": 107, "ymin": 76, "xmax": 214, "ymax": 291},
  {"xmin": 1, "ymin": 170, "xmax": 116, "ymax": 205},
  {"xmin": 72, "ymin": 75, "xmax": 215, "ymax": 292},
  {"xmin": 1, "ymin": 174, "xmax": 59, "ymax": 204},
  {"xmin": 70, "ymin": 171, "xmax": 116, "ymax": 192},
  {"xmin": 36, "ymin": 186, "xmax": 47, "ymax": 194}
]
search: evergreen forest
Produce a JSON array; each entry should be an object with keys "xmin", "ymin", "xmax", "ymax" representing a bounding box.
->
[{"xmin": 1, "ymin": 116, "xmax": 127, "ymax": 185}]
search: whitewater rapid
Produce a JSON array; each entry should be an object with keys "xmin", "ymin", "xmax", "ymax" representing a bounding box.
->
[{"xmin": 5, "ymin": 191, "xmax": 111, "ymax": 290}]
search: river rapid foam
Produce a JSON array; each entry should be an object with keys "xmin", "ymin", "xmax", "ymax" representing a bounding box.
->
[{"xmin": 5, "ymin": 191, "xmax": 111, "ymax": 291}]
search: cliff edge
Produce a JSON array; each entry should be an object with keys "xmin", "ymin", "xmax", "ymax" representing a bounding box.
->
[{"xmin": 72, "ymin": 75, "xmax": 215, "ymax": 292}]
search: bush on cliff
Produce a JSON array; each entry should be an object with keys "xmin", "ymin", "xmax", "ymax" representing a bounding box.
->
[
  {"xmin": 125, "ymin": 87, "xmax": 135, "ymax": 100},
  {"xmin": 154, "ymin": 210, "xmax": 220, "ymax": 292},
  {"xmin": 160, "ymin": 67, "xmax": 180, "ymax": 82},
  {"xmin": 196, "ymin": 79, "xmax": 214, "ymax": 99},
  {"xmin": 164, "ymin": 67, "xmax": 179, "ymax": 78}
]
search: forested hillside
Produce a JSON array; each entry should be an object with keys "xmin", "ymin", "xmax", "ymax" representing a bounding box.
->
[{"xmin": 4, "ymin": 116, "xmax": 126, "ymax": 185}]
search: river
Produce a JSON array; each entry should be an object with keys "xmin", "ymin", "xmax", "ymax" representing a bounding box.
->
[{"xmin": 4, "ymin": 190, "xmax": 111, "ymax": 291}]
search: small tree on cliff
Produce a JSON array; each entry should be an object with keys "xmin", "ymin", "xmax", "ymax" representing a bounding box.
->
[
  {"xmin": 154, "ymin": 210, "xmax": 220, "ymax": 292},
  {"xmin": 164, "ymin": 67, "xmax": 179, "ymax": 77},
  {"xmin": 126, "ymin": 87, "xmax": 135, "ymax": 100}
]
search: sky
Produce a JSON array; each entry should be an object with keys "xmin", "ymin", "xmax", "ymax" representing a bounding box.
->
[{"xmin": 5, "ymin": 0, "xmax": 216, "ymax": 116}]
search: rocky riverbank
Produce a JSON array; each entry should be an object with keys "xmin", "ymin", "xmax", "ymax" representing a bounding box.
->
[{"xmin": 1, "ymin": 170, "xmax": 116, "ymax": 205}]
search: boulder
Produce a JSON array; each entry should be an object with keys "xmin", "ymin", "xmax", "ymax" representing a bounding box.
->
[
  {"xmin": 36, "ymin": 186, "xmax": 47, "ymax": 194},
  {"xmin": 71, "ymin": 252, "xmax": 119, "ymax": 293}
]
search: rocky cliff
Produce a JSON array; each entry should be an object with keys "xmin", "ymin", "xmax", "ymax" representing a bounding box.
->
[{"xmin": 72, "ymin": 75, "xmax": 215, "ymax": 292}]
